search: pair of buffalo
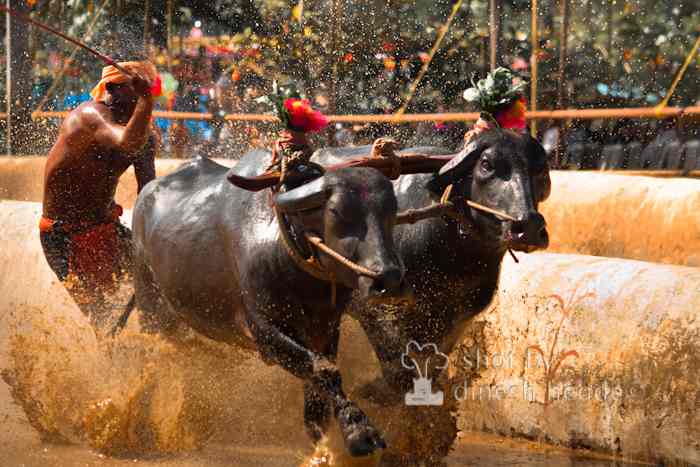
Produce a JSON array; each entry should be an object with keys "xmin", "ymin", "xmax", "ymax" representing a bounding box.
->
[{"xmin": 128, "ymin": 128, "xmax": 551, "ymax": 462}]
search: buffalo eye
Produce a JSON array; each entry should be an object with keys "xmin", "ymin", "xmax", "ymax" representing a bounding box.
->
[{"xmin": 480, "ymin": 158, "xmax": 494, "ymax": 174}]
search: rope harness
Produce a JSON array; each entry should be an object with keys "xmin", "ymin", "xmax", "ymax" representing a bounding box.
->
[{"xmin": 270, "ymin": 135, "xmax": 522, "ymax": 307}]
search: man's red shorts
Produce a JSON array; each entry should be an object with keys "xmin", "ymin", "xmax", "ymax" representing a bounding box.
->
[{"xmin": 39, "ymin": 204, "xmax": 131, "ymax": 292}]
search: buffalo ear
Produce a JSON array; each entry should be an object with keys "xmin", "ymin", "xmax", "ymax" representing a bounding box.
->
[
  {"xmin": 274, "ymin": 177, "xmax": 331, "ymax": 213},
  {"xmin": 427, "ymin": 140, "xmax": 483, "ymax": 192}
]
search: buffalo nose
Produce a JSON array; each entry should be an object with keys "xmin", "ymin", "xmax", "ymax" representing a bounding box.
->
[
  {"xmin": 511, "ymin": 212, "xmax": 548, "ymax": 249},
  {"xmin": 370, "ymin": 268, "xmax": 403, "ymax": 296}
]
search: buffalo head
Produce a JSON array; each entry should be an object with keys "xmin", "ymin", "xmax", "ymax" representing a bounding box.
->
[
  {"xmin": 274, "ymin": 167, "xmax": 411, "ymax": 303},
  {"xmin": 430, "ymin": 128, "xmax": 551, "ymax": 252}
]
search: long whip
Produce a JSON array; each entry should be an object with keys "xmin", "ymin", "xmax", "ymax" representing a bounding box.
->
[{"xmin": 0, "ymin": 4, "xmax": 132, "ymax": 77}]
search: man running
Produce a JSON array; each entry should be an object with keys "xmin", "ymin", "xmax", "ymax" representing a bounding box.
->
[{"xmin": 40, "ymin": 60, "xmax": 160, "ymax": 330}]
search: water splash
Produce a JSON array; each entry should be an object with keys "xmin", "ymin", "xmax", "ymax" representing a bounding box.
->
[{"xmin": 1, "ymin": 302, "xmax": 257, "ymax": 457}]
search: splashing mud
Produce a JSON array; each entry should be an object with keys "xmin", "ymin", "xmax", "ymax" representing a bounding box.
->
[{"xmin": 0, "ymin": 299, "xmax": 297, "ymax": 457}]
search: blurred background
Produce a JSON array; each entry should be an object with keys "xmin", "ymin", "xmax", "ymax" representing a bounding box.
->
[{"xmin": 1, "ymin": 0, "xmax": 698, "ymax": 167}]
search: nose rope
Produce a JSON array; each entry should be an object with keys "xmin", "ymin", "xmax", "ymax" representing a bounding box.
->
[
  {"xmin": 305, "ymin": 234, "xmax": 383, "ymax": 279},
  {"xmin": 397, "ymin": 183, "xmax": 520, "ymax": 262},
  {"xmin": 446, "ymin": 184, "xmax": 519, "ymax": 262}
]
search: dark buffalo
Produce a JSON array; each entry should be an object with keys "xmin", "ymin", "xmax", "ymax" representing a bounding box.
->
[
  {"xmin": 131, "ymin": 154, "xmax": 412, "ymax": 457},
  {"xmin": 312, "ymin": 128, "xmax": 551, "ymax": 464}
]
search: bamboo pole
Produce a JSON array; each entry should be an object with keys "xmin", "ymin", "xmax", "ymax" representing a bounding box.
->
[
  {"xmin": 326, "ymin": 0, "xmax": 342, "ymax": 145},
  {"xmin": 26, "ymin": 105, "xmax": 700, "ymax": 123},
  {"xmin": 530, "ymin": 0, "xmax": 538, "ymax": 138},
  {"xmin": 555, "ymin": 0, "xmax": 570, "ymax": 168},
  {"xmin": 166, "ymin": 0, "xmax": 173, "ymax": 71},
  {"xmin": 0, "ymin": 4, "xmax": 132, "ymax": 76},
  {"xmin": 556, "ymin": 0, "xmax": 569, "ymax": 110},
  {"xmin": 655, "ymin": 34, "xmax": 700, "ymax": 112},
  {"xmin": 489, "ymin": 0, "xmax": 501, "ymax": 70},
  {"xmin": 606, "ymin": 0, "xmax": 613, "ymax": 79},
  {"xmin": 4, "ymin": 0, "xmax": 11, "ymax": 155},
  {"xmin": 394, "ymin": 0, "xmax": 464, "ymax": 118},
  {"xmin": 143, "ymin": 0, "xmax": 151, "ymax": 50}
]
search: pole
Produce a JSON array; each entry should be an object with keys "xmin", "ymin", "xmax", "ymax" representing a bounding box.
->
[
  {"xmin": 606, "ymin": 0, "xmax": 613, "ymax": 80},
  {"xmin": 394, "ymin": 0, "xmax": 464, "ymax": 118},
  {"xmin": 555, "ymin": 0, "xmax": 569, "ymax": 167},
  {"xmin": 326, "ymin": 0, "xmax": 342, "ymax": 145},
  {"xmin": 5, "ymin": 0, "xmax": 11, "ymax": 155},
  {"xmin": 143, "ymin": 0, "xmax": 151, "ymax": 52},
  {"xmin": 530, "ymin": 0, "xmax": 538, "ymax": 137},
  {"xmin": 166, "ymin": 0, "xmax": 173, "ymax": 71},
  {"xmin": 489, "ymin": 0, "xmax": 501, "ymax": 70},
  {"xmin": 556, "ymin": 0, "xmax": 569, "ymax": 110}
]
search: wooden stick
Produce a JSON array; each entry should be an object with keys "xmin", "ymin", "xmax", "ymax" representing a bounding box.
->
[
  {"xmin": 33, "ymin": 0, "xmax": 111, "ymax": 114},
  {"xmin": 396, "ymin": 203, "xmax": 450, "ymax": 225},
  {"xmin": 466, "ymin": 200, "xmax": 516, "ymax": 222},
  {"xmin": 305, "ymin": 234, "xmax": 381, "ymax": 279},
  {"xmin": 508, "ymin": 249, "xmax": 520, "ymax": 263},
  {"xmin": 0, "ymin": 4, "xmax": 132, "ymax": 77},
  {"xmin": 530, "ymin": 0, "xmax": 539, "ymax": 138},
  {"xmin": 394, "ymin": 0, "xmax": 464, "ymax": 118}
]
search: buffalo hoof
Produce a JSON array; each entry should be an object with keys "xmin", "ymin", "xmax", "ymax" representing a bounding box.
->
[{"xmin": 337, "ymin": 404, "xmax": 386, "ymax": 457}]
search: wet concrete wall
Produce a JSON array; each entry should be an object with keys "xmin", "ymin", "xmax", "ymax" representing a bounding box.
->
[
  {"xmin": 540, "ymin": 171, "xmax": 700, "ymax": 267},
  {"xmin": 456, "ymin": 253, "xmax": 700, "ymax": 465},
  {"xmin": 1, "ymin": 157, "xmax": 698, "ymax": 266},
  {"xmin": 0, "ymin": 157, "xmax": 234, "ymax": 208}
]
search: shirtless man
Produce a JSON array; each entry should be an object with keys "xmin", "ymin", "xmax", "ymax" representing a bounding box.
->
[{"xmin": 40, "ymin": 60, "xmax": 160, "ymax": 330}]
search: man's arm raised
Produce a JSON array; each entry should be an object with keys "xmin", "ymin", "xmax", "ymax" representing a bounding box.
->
[{"xmin": 92, "ymin": 74, "xmax": 155, "ymax": 155}]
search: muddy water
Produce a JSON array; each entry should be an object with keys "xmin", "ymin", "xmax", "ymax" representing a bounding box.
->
[{"xmin": 0, "ymin": 299, "xmax": 646, "ymax": 467}]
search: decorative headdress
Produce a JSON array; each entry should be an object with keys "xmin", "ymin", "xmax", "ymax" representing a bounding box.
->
[
  {"xmin": 259, "ymin": 81, "xmax": 329, "ymax": 134},
  {"xmin": 462, "ymin": 67, "xmax": 528, "ymax": 143},
  {"xmin": 257, "ymin": 82, "xmax": 329, "ymax": 179}
]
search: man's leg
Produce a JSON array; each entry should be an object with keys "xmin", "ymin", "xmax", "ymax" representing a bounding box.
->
[
  {"xmin": 40, "ymin": 228, "xmax": 109, "ymax": 327},
  {"xmin": 39, "ymin": 228, "xmax": 70, "ymax": 281}
]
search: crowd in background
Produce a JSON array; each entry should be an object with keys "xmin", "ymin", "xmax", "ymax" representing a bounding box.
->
[{"xmin": 4, "ymin": 33, "xmax": 700, "ymax": 163}]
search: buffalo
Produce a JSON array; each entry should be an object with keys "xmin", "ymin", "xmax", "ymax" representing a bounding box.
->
[
  {"xmin": 130, "ymin": 153, "xmax": 412, "ymax": 457},
  {"xmin": 312, "ymin": 128, "xmax": 551, "ymax": 464}
]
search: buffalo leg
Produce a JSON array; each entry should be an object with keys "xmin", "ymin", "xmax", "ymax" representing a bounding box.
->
[
  {"xmin": 246, "ymin": 309, "xmax": 386, "ymax": 457},
  {"xmin": 303, "ymin": 381, "xmax": 331, "ymax": 443},
  {"xmin": 133, "ymin": 257, "xmax": 178, "ymax": 335},
  {"xmin": 352, "ymin": 310, "xmax": 415, "ymax": 404},
  {"xmin": 353, "ymin": 310, "xmax": 459, "ymax": 466}
]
